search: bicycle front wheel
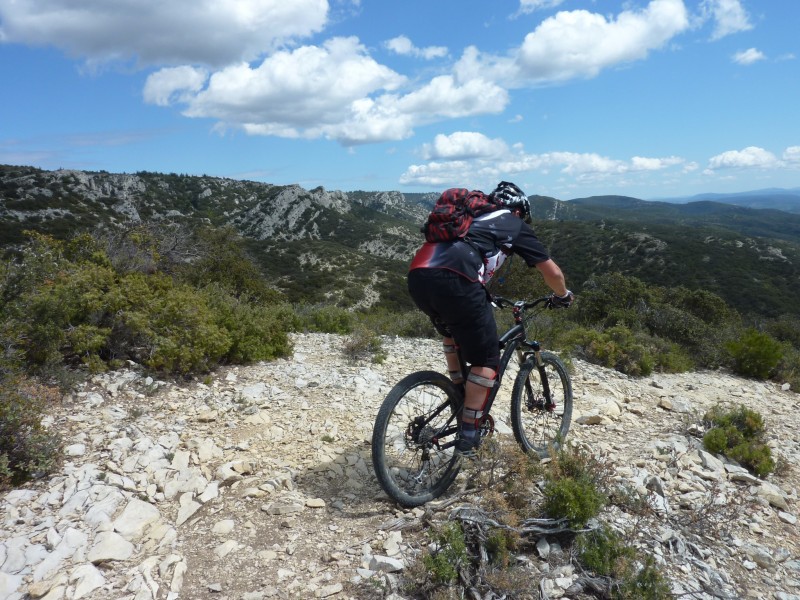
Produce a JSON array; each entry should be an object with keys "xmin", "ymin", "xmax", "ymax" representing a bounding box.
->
[
  {"xmin": 372, "ymin": 371, "xmax": 461, "ymax": 507},
  {"xmin": 510, "ymin": 352, "xmax": 573, "ymax": 457}
]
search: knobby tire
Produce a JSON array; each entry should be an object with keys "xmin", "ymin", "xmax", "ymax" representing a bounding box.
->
[
  {"xmin": 510, "ymin": 352, "xmax": 573, "ymax": 457},
  {"xmin": 371, "ymin": 371, "xmax": 462, "ymax": 507}
]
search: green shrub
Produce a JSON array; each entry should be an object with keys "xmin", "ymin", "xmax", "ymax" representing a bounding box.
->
[
  {"xmin": 135, "ymin": 283, "xmax": 233, "ymax": 373},
  {"xmin": 702, "ymin": 427, "xmax": 738, "ymax": 454},
  {"xmin": 421, "ymin": 522, "xmax": 469, "ymax": 585},
  {"xmin": 773, "ymin": 346, "xmax": 800, "ymax": 392},
  {"xmin": 202, "ymin": 285, "xmax": 294, "ymax": 363},
  {"xmin": 650, "ymin": 339, "xmax": 694, "ymax": 373},
  {"xmin": 485, "ymin": 528, "xmax": 517, "ymax": 568},
  {"xmin": 564, "ymin": 325, "xmax": 654, "ymax": 376},
  {"xmin": 2, "ymin": 232, "xmax": 294, "ymax": 376},
  {"xmin": 573, "ymin": 272, "xmax": 653, "ymax": 327},
  {"xmin": 296, "ymin": 304, "xmax": 353, "ymax": 334},
  {"xmin": 659, "ymin": 286, "xmax": 734, "ymax": 326},
  {"xmin": 727, "ymin": 441, "xmax": 774, "ymax": 477},
  {"xmin": 543, "ymin": 477, "xmax": 605, "ymax": 527},
  {"xmin": 766, "ymin": 315, "xmax": 800, "ymax": 350},
  {"xmin": 0, "ymin": 375, "xmax": 62, "ymax": 488},
  {"xmin": 176, "ymin": 226, "xmax": 284, "ymax": 302},
  {"xmin": 21, "ymin": 261, "xmax": 119, "ymax": 366},
  {"xmin": 576, "ymin": 526, "xmax": 670, "ymax": 600},
  {"xmin": 541, "ymin": 445, "xmax": 606, "ymax": 527},
  {"xmin": 356, "ymin": 307, "xmax": 437, "ymax": 339},
  {"xmin": 576, "ymin": 526, "xmax": 635, "ymax": 579},
  {"xmin": 643, "ymin": 304, "xmax": 710, "ymax": 349},
  {"xmin": 725, "ymin": 328, "xmax": 783, "ymax": 379},
  {"xmin": 703, "ymin": 405, "xmax": 774, "ymax": 477},
  {"xmin": 705, "ymin": 404, "xmax": 765, "ymax": 438}
]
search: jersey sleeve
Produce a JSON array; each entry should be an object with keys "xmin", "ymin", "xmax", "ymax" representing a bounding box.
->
[{"xmin": 512, "ymin": 222, "xmax": 551, "ymax": 266}]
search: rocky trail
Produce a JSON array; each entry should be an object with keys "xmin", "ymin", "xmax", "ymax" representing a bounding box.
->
[{"xmin": 2, "ymin": 332, "xmax": 800, "ymax": 600}]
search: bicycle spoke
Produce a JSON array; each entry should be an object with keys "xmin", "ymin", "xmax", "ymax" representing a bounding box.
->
[
  {"xmin": 511, "ymin": 353, "xmax": 572, "ymax": 457},
  {"xmin": 372, "ymin": 372, "xmax": 461, "ymax": 506}
]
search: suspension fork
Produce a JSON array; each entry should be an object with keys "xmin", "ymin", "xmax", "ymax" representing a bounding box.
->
[{"xmin": 523, "ymin": 340, "xmax": 555, "ymax": 410}]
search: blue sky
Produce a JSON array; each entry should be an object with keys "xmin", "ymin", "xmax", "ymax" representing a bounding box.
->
[{"xmin": 1, "ymin": 0, "xmax": 798, "ymax": 200}]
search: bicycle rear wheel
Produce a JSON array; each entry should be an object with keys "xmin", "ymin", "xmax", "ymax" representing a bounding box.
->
[
  {"xmin": 372, "ymin": 371, "xmax": 461, "ymax": 507},
  {"xmin": 510, "ymin": 352, "xmax": 572, "ymax": 458}
]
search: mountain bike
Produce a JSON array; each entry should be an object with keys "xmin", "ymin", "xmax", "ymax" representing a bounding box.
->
[{"xmin": 371, "ymin": 295, "xmax": 573, "ymax": 507}]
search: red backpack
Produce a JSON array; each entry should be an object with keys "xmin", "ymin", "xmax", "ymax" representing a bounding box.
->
[{"xmin": 421, "ymin": 188, "xmax": 501, "ymax": 243}]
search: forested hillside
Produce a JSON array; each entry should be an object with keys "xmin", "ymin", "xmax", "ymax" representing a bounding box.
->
[{"xmin": 1, "ymin": 164, "xmax": 799, "ymax": 318}]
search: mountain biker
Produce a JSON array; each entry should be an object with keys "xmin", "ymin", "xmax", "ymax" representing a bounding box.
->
[{"xmin": 407, "ymin": 181, "xmax": 574, "ymax": 457}]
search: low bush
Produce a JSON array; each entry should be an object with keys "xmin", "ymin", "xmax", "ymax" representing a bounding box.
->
[
  {"xmin": 766, "ymin": 314, "xmax": 800, "ymax": 349},
  {"xmin": 0, "ymin": 375, "xmax": 62, "ymax": 488},
  {"xmin": 402, "ymin": 439, "xmax": 668, "ymax": 600},
  {"xmin": 421, "ymin": 522, "xmax": 469, "ymax": 585},
  {"xmin": 725, "ymin": 328, "xmax": 783, "ymax": 380},
  {"xmin": 703, "ymin": 405, "xmax": 775, "ymax": 477},
  {"xmin": 564, "ymin": 325, "xmax": 654, "ymax": 376},
  {"xmin": 295, "ymin": 304, "xmax": 353, "ymax": 334},
  {"xmin": 342, "ymin": 325, "xmax": 386, "ymax": 364},
  {"xmin": 541, "ymin": 444, "xmax": 607, "ymax": 527},
  {"xmin": 356, "ymin": 307, "xmax": 437, "ymax": 339},
  {"xmin": 773, "ymin": 346, "xmax": 800, "ymax": 392},
  {"xmin": 202, "ymin": 285, "xmax": 294, "ymax": 364},
  {"xmin": 576, "ymin": 526, "xmax": 671, "ymax": 600}
]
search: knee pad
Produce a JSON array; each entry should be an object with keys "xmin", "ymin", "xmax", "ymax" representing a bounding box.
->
[
  {"xmin": 463, "ymin": 369, "xmax": 497, "ymax": 421},
  {"xmin": 442, "ymin": 341, "xmax": 464, "ymax": 384},
  {"xmin": 467, "ymin": 371, "xmax": 496, "ymax": 388}
]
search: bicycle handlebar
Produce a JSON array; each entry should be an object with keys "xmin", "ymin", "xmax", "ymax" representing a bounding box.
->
[{"xmin": 491, "ymin": 295, "xmax": 552, "ymax": 311}]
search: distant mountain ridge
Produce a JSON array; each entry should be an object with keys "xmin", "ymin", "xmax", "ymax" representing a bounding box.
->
[
  {"xmin": 652, "ymin": 188, "xmax": 800, "ymax": 214},
  {"xmin": 527, "ymin": 194, "xmax": 800, "ymax": 243},
  {"xmin": 1, "ymin": 164, "xmax": 798, "ymax": 318}
]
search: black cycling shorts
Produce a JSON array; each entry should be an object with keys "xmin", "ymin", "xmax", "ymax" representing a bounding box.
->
[{"xmin": 407, "ymin": 269, "xmax": 499, "ymax": 368}]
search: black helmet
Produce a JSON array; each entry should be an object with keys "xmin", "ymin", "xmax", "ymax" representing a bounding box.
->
[{"xmin": 491, "ymin": 181, "xmax": 530, "ymax": 222}]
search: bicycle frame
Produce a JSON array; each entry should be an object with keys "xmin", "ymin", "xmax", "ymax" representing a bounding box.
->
[{"xmin": 425, "ymin": 296, "xmax": 555, "ymax": 450}]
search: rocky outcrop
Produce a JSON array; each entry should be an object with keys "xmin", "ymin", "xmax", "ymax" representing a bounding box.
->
[{"xmin": 1, "ymin": 333, "xmax": 798, "ymax": 600}]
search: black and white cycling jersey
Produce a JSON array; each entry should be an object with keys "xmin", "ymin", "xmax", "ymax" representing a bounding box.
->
[{"xmin": 409, "ymin": 209, "xmax": 550, "ymax": 284}]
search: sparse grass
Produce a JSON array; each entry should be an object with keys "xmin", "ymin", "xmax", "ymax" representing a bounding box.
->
[
  {"xmin": 341, "ymin": 325, "xmax": 386, "ymax": 364},
  {"xmin": 402, "ymin": 439, "xmax": 666, "ymax": 599}
]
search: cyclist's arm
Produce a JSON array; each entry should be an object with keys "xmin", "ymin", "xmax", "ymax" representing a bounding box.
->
[
  {"xmin": 535, "ymin": 259, "xmax": 569, "ymax": 297},
  {"xmin": 507, "ymin": 220, "xmax": 569, "ymax": 296}
]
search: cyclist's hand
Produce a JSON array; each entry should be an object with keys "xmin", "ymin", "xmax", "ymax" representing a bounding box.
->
[{"xmin": 547, "ymin": 290, "xmax": 574, "ymax": 309}]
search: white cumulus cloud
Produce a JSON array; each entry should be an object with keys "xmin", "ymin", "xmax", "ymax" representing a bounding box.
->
[
  {"xmin": 517, "ymin": 0, "xmax": 566, "ymax": 15},
  {"xmin": 150, "ymin": 37, "xmax": 508, "ymax": 146},
  {"xmin": 732, "ymin": 48, "xmax": 766, "ymax": 65},
  {"xmin": 701, "ymin": 0, "xmax": 752, "ymax": 40},
  {"xmin": 421, "ymin": 132, "xmax": 508, "ymax": 160},
  {"xmin": 384, "ymin": 35, "xmax": 447, "ymax": 60},
  {"xmin": 176, "ymin": 37, "xmax": 405, "ymax": 131},
  {"xmin": 630, "ymin": 156, "xmax": 685, "ymax": 171},
  {"xmin": 143, "ymin": 66, "xmax": 209, "ymax": 106},
  {"xmin": 514, "ymin": 0, "xmax": 690, "ymax": 82},
  {"xmin": 401, "ymin": 140, "xmax": 688, "ymax": 189},
  {"xmin": 707, "ymin": 146, "xmax": 779, "ymax": 169},
  {"xmin": 783, "ymin": 147, "xmax": 800, "ymax": 164},
  {"xmin": 0, "ymin": 0, "xmax": 329, "ymax": 67}
]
